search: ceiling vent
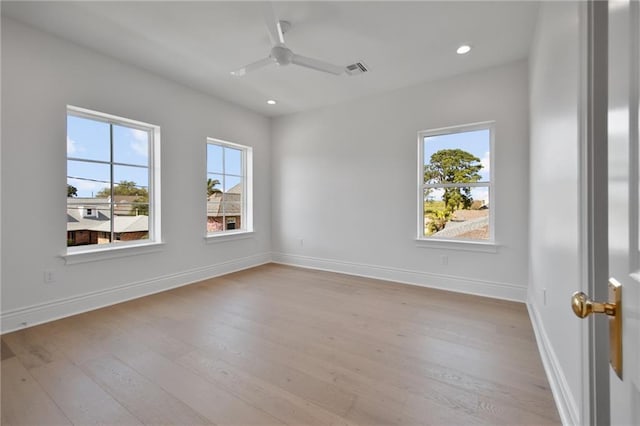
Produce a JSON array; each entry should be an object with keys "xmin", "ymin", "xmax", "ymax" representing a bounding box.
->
[{"xmin": 345, "ymin": 62, "xmax": 369, "ymax": 76}]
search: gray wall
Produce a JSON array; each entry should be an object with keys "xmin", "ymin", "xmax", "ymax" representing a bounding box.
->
[
  {"xmin": 528, "ymin": 2, "xmax": 584, "ymax": 424},
  {"xmin": 272, "ymin": 60, "xmax": 530, "ymax": 301},
  {"xmin": 1, "ymin": 18, "xmax": 272, "ymax": 332}
]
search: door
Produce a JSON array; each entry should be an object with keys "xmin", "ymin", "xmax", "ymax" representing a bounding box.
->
[
  {"xmin": 577, "ymin": 0, "xmax": 640, "ymax": 424},
  {"xmin": 607, "ymin": 0, "xmax": 640, "ymax": 424}
]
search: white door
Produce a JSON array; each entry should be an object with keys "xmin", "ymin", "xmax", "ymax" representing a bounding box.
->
[{"xmin": 607, "ymin": 0, "xmax": 639, "ymax": 424}]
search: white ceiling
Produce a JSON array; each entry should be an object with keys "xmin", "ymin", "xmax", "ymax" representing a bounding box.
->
[{"xmin": 2, "ymin": 1, "xmax": 539, "ymax": 117}]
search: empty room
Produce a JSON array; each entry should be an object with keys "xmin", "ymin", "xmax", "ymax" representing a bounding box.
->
[{"xmin": 1, "ymin": 1, "xmax": 638, "ymax": 425}]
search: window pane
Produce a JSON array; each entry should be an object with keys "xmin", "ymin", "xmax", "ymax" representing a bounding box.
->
[
  {"xmin": 113, "ymin": 166, "xmax": 149, "ymax": 196},
  {"xmin": 111, "ymin": 165, "xmax": 149, "ymax": 241},
  {"xmin": 207, "ymin": 174, "xmax": 224, "ymax": 198},
  {"xmin": 66, "ymin": 200, "xmax": 111, "ymax": 247},
  {"xmin": 224, "ymin": 147, "xmax": 242, "ymax": 176},
  {"xmin": 423, "ymin": 186, "xmax": 490, "ymax": 240},
  {"xmin": 113, "ymin": 213, "xmax": 149, "ymax": 243},
  {"xmin": 223, "ymin": 190, "xmax": 242, "ymax": 231},
  {"xmin": 67, "ymin": 159, "xmax": 111, "ymax": 247},
  {"xmin": 423, "ymin": 129, "xmax": 490, "ymax": 184},
  {"xmin": 113, "ymin": 125, "xmax": 148, "ymax": 166},
  {"xmin": 207, "ymin": 214, "xmax": 223, "ymax": 232},
  {"xmin": 207, "ymin": 144, "xmax": 223, "ymax": 174},
  {"xmin": 113, "ymin": 165, "xmax": 149, "ymax": 218},
  {"xmin": 67, "ymin": 160, "xmax": 110, "ymax": 198},
  {"xmin": 207, "ymin": 173, "xmax": 224, "ymax": 231},
  {"xmin": 224, "ymin": 175, "xmax": 241, "ymax": 192},
  {"xmin": 67, "ymin": 115, "xmax": 110, "ymax": 162}
]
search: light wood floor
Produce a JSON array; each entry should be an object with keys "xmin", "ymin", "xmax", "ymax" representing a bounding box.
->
[{"xmin": 1, "ymin": 264, "xmax": 560, "ymax": 425}]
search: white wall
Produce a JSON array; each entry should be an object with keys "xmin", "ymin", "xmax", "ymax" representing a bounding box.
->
[
  {"xmin": 528, "ymin": 2, "xmax": 584, "ymax": 424},
  {"xmin": 0, "ymin": 18, "xmax": 272, "ymax": 333},
  {"xmin": 272, "ymin": 60, "xmax": 530, "ymax": 301}
]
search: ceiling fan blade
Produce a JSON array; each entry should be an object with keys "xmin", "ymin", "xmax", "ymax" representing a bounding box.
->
[
  {"xmin": 291, "ymin": 54, "xmax": 345, "ymax": 75},
  {"xmin": 231, "ymin": 57, "xmax": 274, "ymax": 76},
  {"xmin": 263, "ymin": 3, "xmax": 285, "ymax": 45}
]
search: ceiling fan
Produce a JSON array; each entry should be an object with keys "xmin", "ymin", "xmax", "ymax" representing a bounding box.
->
[{"xmin": 231, "ymin": 5, "xmax": 348, "ymax": 77}]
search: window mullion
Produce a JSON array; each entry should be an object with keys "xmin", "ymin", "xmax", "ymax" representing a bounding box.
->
[
  {"xmin": 221, "ymin": 147, "xmax": 226, "ymax": 227},
  {"xmin": 109, "ymin": 123, "xmax": 115, "ymax": 244},
  {"xmin": 148, "ymin": 130, "xmax": 153, "ymax": 241},
  {"xmin": 424, "ymin": 182, "xmax": 490, "ymax": 189},
  {"xmin": 242, "ymin": 150, "xmax": 246, "ymax": 231}
]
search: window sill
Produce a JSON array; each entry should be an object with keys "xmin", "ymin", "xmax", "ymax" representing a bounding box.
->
[
  {"xmin": 415, "ymin": 238, "xmax": 499, "ymax": 253},
  {"xmin": 205, "ymin": 230, "xmax": 254, "ymax": 244},
  {"xmin": 62, "ymin": 241, "xmax": 165, "ymax": 265}
]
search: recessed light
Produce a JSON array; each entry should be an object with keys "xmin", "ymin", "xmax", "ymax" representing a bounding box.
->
[
  {"xmin": 456, "ymin": 45, "xmax": 472, "ymax": 55},
  {"xmin": 267, "ymin": 99, "xmax": 277, "ymax": 105}
]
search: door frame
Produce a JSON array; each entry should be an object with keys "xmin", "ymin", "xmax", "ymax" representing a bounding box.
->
[{"xmin": 579, "ymin": 0, "xmax": 610, "ymax": 425}]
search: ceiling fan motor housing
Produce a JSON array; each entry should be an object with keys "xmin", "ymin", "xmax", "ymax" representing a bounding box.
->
[{"xmin": 271, "ymin": 45, "xmax": 293, "ymax": 66}]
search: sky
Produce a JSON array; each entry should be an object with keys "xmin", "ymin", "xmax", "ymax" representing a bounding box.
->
[
  {"xmin": 423, "ymin": 128, "xmax": 491, "ymax": 204},
  {"xmin": 68, "ymin": 115, "xmax": 245, "ymax": 199},
  {"xmin": 67, "ymin": 115, "xmax": 149, "ymax": 197}
]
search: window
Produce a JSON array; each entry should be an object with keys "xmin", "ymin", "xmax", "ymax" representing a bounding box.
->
[
  {"xmin": 206, "ymin": 138, "xmax": 252, "ymax": 235},
  {"xmin": 418, "ymin": 122, "xmax": 494, "ymax": 242},
  {"xmin": 66, "ymin": 106, "xmax": 160, "ymax": 252}
]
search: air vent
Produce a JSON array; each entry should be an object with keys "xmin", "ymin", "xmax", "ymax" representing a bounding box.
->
[{"xmin": 345, "ymin": 61, "xmax": 369, "ymax": 76}]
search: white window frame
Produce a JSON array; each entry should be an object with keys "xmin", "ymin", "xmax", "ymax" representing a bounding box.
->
[
  {"xmin": 206, "ymin": 137, "xmax": 253, "ymax": 238},
  {"xmin": 65, "ymin": 105, "xmax": 162, "ymax": 258},
  {"xmin": 417, "ymin": 121, "xmax": 495, "ymax": 246}
]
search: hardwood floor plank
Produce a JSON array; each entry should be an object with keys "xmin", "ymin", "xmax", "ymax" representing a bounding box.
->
[
  {"xmin": 4, "ymin": 325, "xmax": 142, "ymax": 425},
  {"xmin": 2, "ymin": 328, "xmax": 63, "ymax": 370},
  {"xmin": 161, "ymin": 318, "xmax": 358, "ymax": 417},
  {"xmin": 103, "ymin": 290, "xmax": 361, "ymax": 418},
  {"xmin": 177, "ymin": 349, "xmax": 358, "ymax": 426},
  {"xmin": 36, "ymin": 302, "xmax": 283, "ymax": 425},
  {"xmin": 1, "ymin": 338, "xmax": 15, "ymax": 361},
  {"xmin": 80, "ymin": 355, "xmax": 211, "ymax": 425},
  {"xmin": 122, "ymin": 349, "xmax": 284, "ymax": 425},
  {"xmin": 1, "ymin": 357, "xmax": 71, "ymax": 425},
  {"xmin": 29, "ymin": 359, "xmax": 143, "ymax": 425}
]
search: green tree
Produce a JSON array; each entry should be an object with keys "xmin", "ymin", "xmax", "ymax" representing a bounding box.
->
[
  {"xmin": 96, "ymin": 180, "xmax": 147, "ymax": 197},
  {"xmin": 130, "ymin": 197, "xmax": 149, "ymax": 216},
  {"xmin": 67, "ymin": 184, "xmax": 78, "ymax": 197},
  {"xmin": 426, "ymin": 208, "xmax": 452, "ymax": 234},
  {"xmin": 207, "ymin": 178, "xmax": 222, "ymax": 197},
  {"xmin": 424, "ymin": 149, "xmax": 482, "ymax": 212},
  {"xmin": 96, "ymin": 180, "xmax": 149, "ymax": 216}
]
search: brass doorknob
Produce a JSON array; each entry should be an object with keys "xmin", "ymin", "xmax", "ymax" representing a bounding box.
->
[
  {"xmin": 571, "ymin": 291, "xmax": 616, "ymax": 318},
  {"xmin": 570, "ymin": 280, "xmax": 622, "ymax": 379}
]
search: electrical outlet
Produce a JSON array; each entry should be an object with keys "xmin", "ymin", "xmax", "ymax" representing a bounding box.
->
[
  {"xmin": 441, "ymin": 255, "xmax": 448, "ymax": 266},
  {"xmin": 44, "ymin": 269, "xmax": 56, "ymax": 284},
  {"xmin": 298, "ymin": 238, "xmax": 304, "ymax": 247},
  {"xmin": 543, "ymin": 288, "xmax": 547, "ymax": 305}
]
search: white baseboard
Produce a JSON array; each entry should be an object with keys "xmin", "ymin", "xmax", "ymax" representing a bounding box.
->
[
  {"xmin": 527, "ymin": 300, "xmax": 580, "ymax": 426},
  {"xmin": 272, "ymin": 252, "xmax": 526, "ymax": 302},
  {"xmin": 1, "ymin": 252, "xmax": 271, "ymax": 334},
  {"xmin": 2, "ymin": 251, "xmax": 527, "ymax": 334}
]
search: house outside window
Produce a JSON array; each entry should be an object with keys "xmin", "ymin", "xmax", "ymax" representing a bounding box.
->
[
  {"xmin": 418, "ymin": 122, "xmax": 494, "ymax": 242},
  {"xmin": 206, "ymin": 138, "xmax": 252, "ymax": 235},
  {"xmin": 66, "ymin": 106, "xmax": 161, "ymax": 252}
]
